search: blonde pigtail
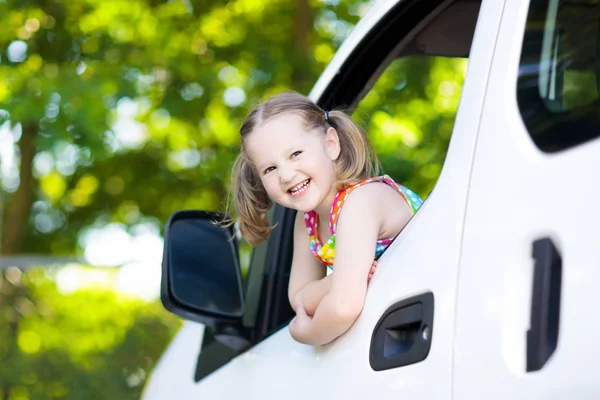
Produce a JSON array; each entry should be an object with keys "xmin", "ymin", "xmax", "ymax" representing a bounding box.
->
[
  {"xmin": 230, "ymin": 153, "xmax": 274, "ymax": 246},
  {"xmin": 327, "ymin": 110, "xmax": 380, "ymax": 189}
]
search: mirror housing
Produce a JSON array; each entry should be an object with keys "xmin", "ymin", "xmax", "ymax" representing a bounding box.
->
[{"xmin": 160, "ymin": 210, "xmax": 245, "ymax": 329}]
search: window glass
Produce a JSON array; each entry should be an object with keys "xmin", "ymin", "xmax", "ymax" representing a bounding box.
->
[
  {"xmin": 353, "ymin": 55, "xmax": 468, "ymax": 198},
  {"xmin": 517, "ymin": 0, "xmax": 600, "ymax": 152}
]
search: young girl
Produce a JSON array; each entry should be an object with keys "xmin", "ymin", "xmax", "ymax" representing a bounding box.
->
[{"xmin": 231, "ymin": 92, "xmax": 423, "ymax": 346}]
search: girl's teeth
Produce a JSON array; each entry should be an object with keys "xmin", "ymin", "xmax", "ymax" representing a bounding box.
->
[{"xmin": 291, "ymin": 180, "xmax": 309, "ymax": 195}]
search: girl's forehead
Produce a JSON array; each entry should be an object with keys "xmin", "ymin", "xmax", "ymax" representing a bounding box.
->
[
  {"xmin": 249, "ymin": 115, "xmax": 313, "ymax": 146},
  {"xmin": 257, "ymin": 113, "xmax": 306, "ymax": 136}
]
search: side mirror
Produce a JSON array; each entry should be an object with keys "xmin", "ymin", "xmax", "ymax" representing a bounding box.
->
[{"xmin": 160, "ymin": 210, "xmax": 245, "ymax": 327}]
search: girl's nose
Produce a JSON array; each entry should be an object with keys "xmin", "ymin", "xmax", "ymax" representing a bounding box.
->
[{"xmin": 278, "ymin": 165, "xmax": 296, "ymax": 183}]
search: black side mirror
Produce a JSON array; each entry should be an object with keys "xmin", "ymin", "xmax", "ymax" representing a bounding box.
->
[{"xmin": 161, "ymin": 210, "xmax": 245, "ymax": 327}]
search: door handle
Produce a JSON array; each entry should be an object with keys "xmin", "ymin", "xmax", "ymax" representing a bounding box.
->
[
  {"xmin": 369, "ymin": 292, "xmax": 434, "ymax": 371},
  {"xmin": 527, "ymin": 238, "xmax": 562, "ymax": 372}
]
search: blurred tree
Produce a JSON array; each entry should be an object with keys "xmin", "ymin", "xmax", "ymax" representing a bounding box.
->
[
  {"xmin": 0, "ymin": 266, "xmax": 181, "ymax": 400},
  {"xmin": 0, "ymin": 0, "xmax": 365, "ymax": 256},
  {"xmin": 353, "ymin": 56, "xmax": 467, "ymax": 197}
]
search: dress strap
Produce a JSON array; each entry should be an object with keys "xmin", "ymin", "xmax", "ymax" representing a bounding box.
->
[{"xmin": 329, "ymin": 175, "xmax": 420, "ymax": 235}]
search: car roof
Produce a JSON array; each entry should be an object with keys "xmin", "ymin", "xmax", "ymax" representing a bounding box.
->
[{"xmin": 309, "ymin": 0, "xmax": 402, "ymax": 102}]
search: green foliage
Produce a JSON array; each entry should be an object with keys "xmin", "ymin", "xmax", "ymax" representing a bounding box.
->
[
  {"xmin": 0, "ymin": 0, "xmax": 367, "ymax": 256},
  {"xmin": 354, "ymin": 56, "xmax": 467, "ymax": 197},
  {"xmin": 0, "ymin": 267, "xmax": 181, "ymax": 400}
]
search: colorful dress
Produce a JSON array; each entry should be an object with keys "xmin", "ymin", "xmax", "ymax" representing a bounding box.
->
[{"xmin": 304, "ymin": 175, "xmax": 423, "ymax": 272}]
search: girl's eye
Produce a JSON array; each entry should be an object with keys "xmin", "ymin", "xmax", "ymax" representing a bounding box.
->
[
  {"xmin": 264, "ymin": 166, "xmax": 275, "ymax": 175},
  {"xmin": 291, "ymin": 151, "xmax": 302, "ymax": 158}
]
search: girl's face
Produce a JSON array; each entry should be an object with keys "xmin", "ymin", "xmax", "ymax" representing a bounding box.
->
[{"xmin": 245, "ymin": 113, "xmax": 341, "ymax": 213}]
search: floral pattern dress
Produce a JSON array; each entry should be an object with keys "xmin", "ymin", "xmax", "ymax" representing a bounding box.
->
[{"xmin": 303, "ymin": 175, "xmax": 423, "ymax": 273}]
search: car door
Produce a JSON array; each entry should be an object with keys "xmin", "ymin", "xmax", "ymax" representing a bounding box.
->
[
  {"xmin": 176, "ymin": 0, "xmax": 506, "ymax": 398},
  {"xmin": 454, "ymin": 0, "xmax": 600, "ymax": 397}
]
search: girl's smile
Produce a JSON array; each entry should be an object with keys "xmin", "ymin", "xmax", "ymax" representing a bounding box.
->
[{"xmin": 288, "ymin": 179, "xmax": 310, "ymax": 197}]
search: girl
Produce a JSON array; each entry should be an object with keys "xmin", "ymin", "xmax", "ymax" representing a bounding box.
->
[{"xmin": 231, "ymin": 92, "xmax": 423, "ymax": 346}]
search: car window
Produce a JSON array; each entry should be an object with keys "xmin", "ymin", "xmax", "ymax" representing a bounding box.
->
[
  {"xmin": 353, "ymin": 55, "xmax": 468, "ymax": 199},
  {"xmin": 517, "ymin": 0, "xmax": 600, "ymax": 152}
]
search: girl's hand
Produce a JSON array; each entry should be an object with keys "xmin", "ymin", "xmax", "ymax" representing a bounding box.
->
[{"xmin": 367, "ymin": 260, "xmax": 377, "ymax": 282}]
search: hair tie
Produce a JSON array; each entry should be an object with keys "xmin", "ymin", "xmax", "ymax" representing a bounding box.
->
[{"xmin": 324, "ymin": 110, "xmax": 331, "ymax": 123}]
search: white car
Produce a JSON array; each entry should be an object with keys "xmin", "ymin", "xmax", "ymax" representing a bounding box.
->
[{"xmin": 142, "ymin": 0, "xmax": 600, "ymax": 398}]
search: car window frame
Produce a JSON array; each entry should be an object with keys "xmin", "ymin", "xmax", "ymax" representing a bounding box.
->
[{"xmin": 193, "ymin": 0, "xmax": 473, "ymax": 381}]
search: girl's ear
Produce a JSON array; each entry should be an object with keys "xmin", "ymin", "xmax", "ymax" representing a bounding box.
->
[{"xmin": 324, "ymin": 127, "xmax": 341, "ymax": 161}]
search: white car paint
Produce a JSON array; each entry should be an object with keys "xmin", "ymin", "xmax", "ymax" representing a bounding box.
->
[
  {"xmin": 140, "ymin": 322, "xmax": 205, "ymax": 399},
  {"xmin": 453, "ymin": 0, "xmax": 600, "ymax": 397}
]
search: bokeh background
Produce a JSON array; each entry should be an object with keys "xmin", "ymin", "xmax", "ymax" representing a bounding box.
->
[{"xmin": 0, "ymin": 0, "xmax": 466, "ymax": 398}]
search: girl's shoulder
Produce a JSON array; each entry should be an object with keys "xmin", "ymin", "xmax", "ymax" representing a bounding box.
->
[{"xmin": 333, "ymin": 175, "xmax": 421, "ymax": 241}]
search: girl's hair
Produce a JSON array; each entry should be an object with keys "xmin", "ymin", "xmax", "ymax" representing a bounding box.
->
[{"xmin": 231, "ymin": 91, "xmax": 380, "ymax": 246}]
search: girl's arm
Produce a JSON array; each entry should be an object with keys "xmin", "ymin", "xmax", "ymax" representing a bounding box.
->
[
  {"xmin": 299, "ymin": 261, "xmax": 377, "ymax": 317},
  {"xmin": 289, "ymin": 184, "xmax": 412, "ymax": 346},
  {"xmin": 300, "ymin": 259, "xmax": 377, "ymax": 316},
  {"xmin": 297, "ymin": 273, "xmax": 332, "ymax": 316},
  {"xmin": 288, "ymin": 211, "xmax": 327, "ymax": 312}
]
